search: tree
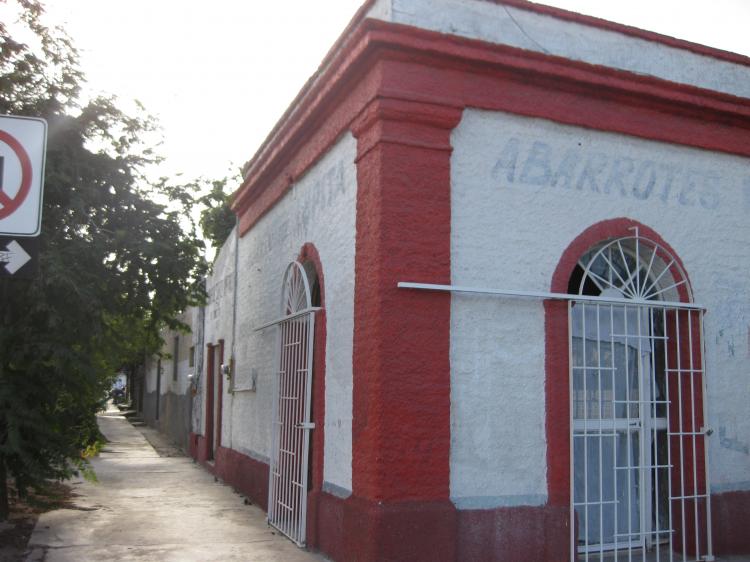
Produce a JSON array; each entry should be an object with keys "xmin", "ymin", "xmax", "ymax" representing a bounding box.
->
[
  {"xmin": 198, "ymin": 177, "xmax": 237, "ymax": 251},
  {"xmin": 0, "ymin": 0, "xmax": 208, "ymax": 519}
]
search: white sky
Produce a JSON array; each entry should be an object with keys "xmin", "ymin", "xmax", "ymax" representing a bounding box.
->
[{"xmin": 42, "ymin": 0, "xmax": 750, "ymax": 184}]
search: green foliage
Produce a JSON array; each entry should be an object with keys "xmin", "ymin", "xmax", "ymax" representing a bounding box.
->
[
  {"xmin": 198, "ymin": 178, "xmax": 236, "ymax": 252},
  {"xmin": 0, "ymin": 0, "xmax": 210, "ymax": 518}
]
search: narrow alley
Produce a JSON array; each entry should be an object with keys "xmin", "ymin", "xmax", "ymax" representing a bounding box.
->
[{"xmin": 24, "ymin": 405, "xmax": 327, "ymax": 562}]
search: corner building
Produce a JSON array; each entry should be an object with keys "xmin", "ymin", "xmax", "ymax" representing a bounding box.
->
[{"xmin": 188, "ymin": 1, "xmax": 750, "ymax": 560}]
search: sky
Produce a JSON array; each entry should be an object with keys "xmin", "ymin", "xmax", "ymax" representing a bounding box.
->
[{"xmin": 40, "ymin": 0, "xmax": 750, "ymax": 186}]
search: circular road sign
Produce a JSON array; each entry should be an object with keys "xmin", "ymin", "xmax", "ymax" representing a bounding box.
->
[
  {"xmin": 0, "ymin": 130, "xmax": 33, "ymax": 220},
  {"xmin": 0, "ymin": 115, "xmax": 47, "ymax": 237}
]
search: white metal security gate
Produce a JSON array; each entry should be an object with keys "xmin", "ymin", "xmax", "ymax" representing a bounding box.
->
[
  {"xmin": 570, "ymin": 301, "xmax": 711, "ymax": 561},
  {"xmin": 570, "ymin": 235, "xmax": 712, "ymax": 562},
  {"xmin": 397, "ymin": 230, "xmax": 713, "ymax": 562},
  {"xmin": 256, "ymin": 261, "xmax": 319, "ymax": 546}
]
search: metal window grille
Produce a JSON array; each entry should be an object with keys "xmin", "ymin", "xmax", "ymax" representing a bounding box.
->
[
  {"xmin": 256, "ymin": 261, "xmax": 319, "ymax": 547},
  {"xmin": 570, "ymin": 235, "xmax": 712, "ymax": 562},
  {"xmin": 397, "ymin": 230, "xmax": 713, "ymax": 562}
]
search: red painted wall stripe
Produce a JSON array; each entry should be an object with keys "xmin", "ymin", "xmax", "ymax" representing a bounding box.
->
[
  {"xmin": 297, "ymin": 243, "xmax": 327, "ymax": 548},
  {"xmin": 217, "ymin": 339, "xmax": 224, "ymax": 450},
  {"xmin": 205, "ymin": 344, "xmax": 215, "ymax": 459},
  {"xmin": 235, "ymin": 3, "xmax": 750, "ymax": 227},
  {"xmin": 234, "ymin": 19, "xmax": 750, "ymax": 238},
  {"xmin": 351, "ymin": 98, "xmax": 462, "ymax": 502}
]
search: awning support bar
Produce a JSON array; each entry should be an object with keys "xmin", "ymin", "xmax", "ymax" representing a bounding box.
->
[
  {"xmin": 397, "ymin": 282, "xmax": 705, "ymax": 311},
  {"xmin": 255, "ymin": 307, "xmax": 322, "ymax": 331}
]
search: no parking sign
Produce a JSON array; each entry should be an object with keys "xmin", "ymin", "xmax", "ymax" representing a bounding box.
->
[
  {"xmin": 0, "ymin": 114, "xmax": 47, "ymax": 237},
  {"xmin": 0, "ymin": 115, "xmax": 46, "ymax": 278}
]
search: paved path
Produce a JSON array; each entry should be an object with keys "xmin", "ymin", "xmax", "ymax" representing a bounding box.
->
[
  {"xmin": 26, "ymin": 407, "xmax": 327, "ymax": 562},
  {"xmin": 24, "ymin": 406, "xmax": 750, "ymax": 562}
]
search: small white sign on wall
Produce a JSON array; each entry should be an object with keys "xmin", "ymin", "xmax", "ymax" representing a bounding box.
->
[{"xmin": 0, "ymin": 115, "xmax": 47, "ymax": 237}]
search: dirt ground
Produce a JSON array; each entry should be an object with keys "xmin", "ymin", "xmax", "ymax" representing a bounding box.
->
[{"xmin": 0, "ymin": 482, "xmax": 74, "ymax": 562}]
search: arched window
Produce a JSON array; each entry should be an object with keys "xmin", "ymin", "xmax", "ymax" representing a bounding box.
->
[
  {"xmin": 568, "ymin": 231, "xmax": 710, "ymax": 561},
  {"xmin": 281, "ymin": 260, "xmax": 313, "ymax": 315},
  {"xmin": 568, "ymin": 234, "xmax": 691, "ymax": 301}
]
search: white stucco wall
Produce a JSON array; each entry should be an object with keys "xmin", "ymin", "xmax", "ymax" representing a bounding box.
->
[
  {"xmin": 227, "ymin": 133, "xmax": 357, "ymax": 494},
  {"xmin": 142, "ymin": 308, "xmax": 198, "ymax": 442},
  {"xmin": 158, "ymin": 311, "xmax": 197, "ymax": 398},
  {"xmin": 367, "ymin": 0, "xmax": 750, "ymax": 99},
  {"xmin": 200, "ymin": 227, "xmax": 237, "ymax": 439},
  {"xmin": 450, "ymin": 109, "xmax": 750, "ymax": 508},
  {"xmin": 144, "ymin": 356, "xmax": 157, "ymax": 394},
  {"xmin": 188, "ymin": 304, "xmax": 204, "ymax": 432}
]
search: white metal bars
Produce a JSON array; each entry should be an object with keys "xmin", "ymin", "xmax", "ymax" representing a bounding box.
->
[
  {"xmin": 569, "ymin": 301, "xmax": 712, "ymax": 562},
  {"xmin": 396, "ymin": 282, "xmax": 704, "ymax": 311},
  {"xmin": 398, "ymin": 232, "xmax": 712, "ymax": 561},
  {"xmin": 398, "ymin": 234, "xmax": 701, "ymax": 313},
  {"xmin": 258, "ymin": 262, "xmax": 317, "ymax": 547},
  {"xmin": 570, "ymin": 233, "xmax": 712, "ymax": 562}
]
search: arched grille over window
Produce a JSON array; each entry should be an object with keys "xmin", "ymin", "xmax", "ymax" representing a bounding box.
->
[
  {"xmin": 569, "ymin": 233, "xmax": 712, "ymax": 562},
  {"xmin": 570, "ymin": 234, "xmax": 691, "ymax": 302}
]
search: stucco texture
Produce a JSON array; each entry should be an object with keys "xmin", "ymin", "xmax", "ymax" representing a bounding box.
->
[
  {"xmin": 228, "ymin": 133, "xmax": 357, "ymax": 493},
  {"xmin": 373, "ymin": 0, "xmax": 750, "ymax": 99},
  {"xmin": 449, "ymin": 109, "xmax": 750, "ymax": 505}
]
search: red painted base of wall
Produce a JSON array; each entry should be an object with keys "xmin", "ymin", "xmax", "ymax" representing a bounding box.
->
[
  {"xmin": 189, "ymin": 436, "xmax": 750, "ymax": 561},
  {"xmin": 187, "ymin": 436, "xmax": 565, "ymax": 562},
  {"xmin": 214, "ymin": 446, "xmax": 269, "ymax": 512},
  {"xmin": 317, "ymin": 496, "xmax": 570, "ymax": 562},
  {"xmin": 713, "ymin": 490, "xmax": 750, "ymax": 555},
  {"xmin": 315, "ymin": 491, "xmax": 348, "ymax": 561},
  {"xmin": 189, "ymin": 432, "xmax": 209, "ymax": 464},
  {"xmin": 188, "ymin": 433, "xmax": 269, "ymax": 511},
  {"xmin": 348, "ymin": 498, "xmax": 457, "ymax": 562},
  {"xmin": 317, "ymin": 495, "xmax": 457, "ymax": 562},
  {"xmin": 457, "ymin": 504, "xmax": 569, "ymax": 562}
]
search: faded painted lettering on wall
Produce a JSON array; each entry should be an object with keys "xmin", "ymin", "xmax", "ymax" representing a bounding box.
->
[
  {"xmin": 491, "ymin": 137, "xmax": 735, "ymax": 209},
  {"xmin": 256, "ymin": 160, "xmax": 348, "ymax": 257}
]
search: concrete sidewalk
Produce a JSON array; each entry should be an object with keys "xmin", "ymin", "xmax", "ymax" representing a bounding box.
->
[{"xmin": 25, "ymin": 406, "xmax": 327, "ymax": 562}]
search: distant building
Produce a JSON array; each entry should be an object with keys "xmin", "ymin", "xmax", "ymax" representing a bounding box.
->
[
  {"xmin": 141, "ymin": 309, "xmax": 198, "ymax": 451},
  {"xmin": 144, "ymin": 1, "xmax": 750, "ymax": 560}
]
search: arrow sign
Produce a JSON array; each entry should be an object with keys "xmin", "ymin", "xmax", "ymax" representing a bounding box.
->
[
  {"xmin": 3, "ymin": 239, "xmax": 31, "ymax": 274},
  {"xmin": 0, "ymin": 235, "xmax": 37, "ymax": 278}
]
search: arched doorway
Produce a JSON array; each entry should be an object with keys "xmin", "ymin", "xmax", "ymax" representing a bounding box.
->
[
  {"xmin": 265, "ymin": 261, "xmax": 320, "ymax": 546},
  {"xmin": 567, "ymin": 230, "xmax": 711, "ymax": 561}
]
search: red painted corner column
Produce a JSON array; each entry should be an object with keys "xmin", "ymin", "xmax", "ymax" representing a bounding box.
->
[{"xmin": 349, "ymin": 96, "xmax": 463, "ymax": 562}]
